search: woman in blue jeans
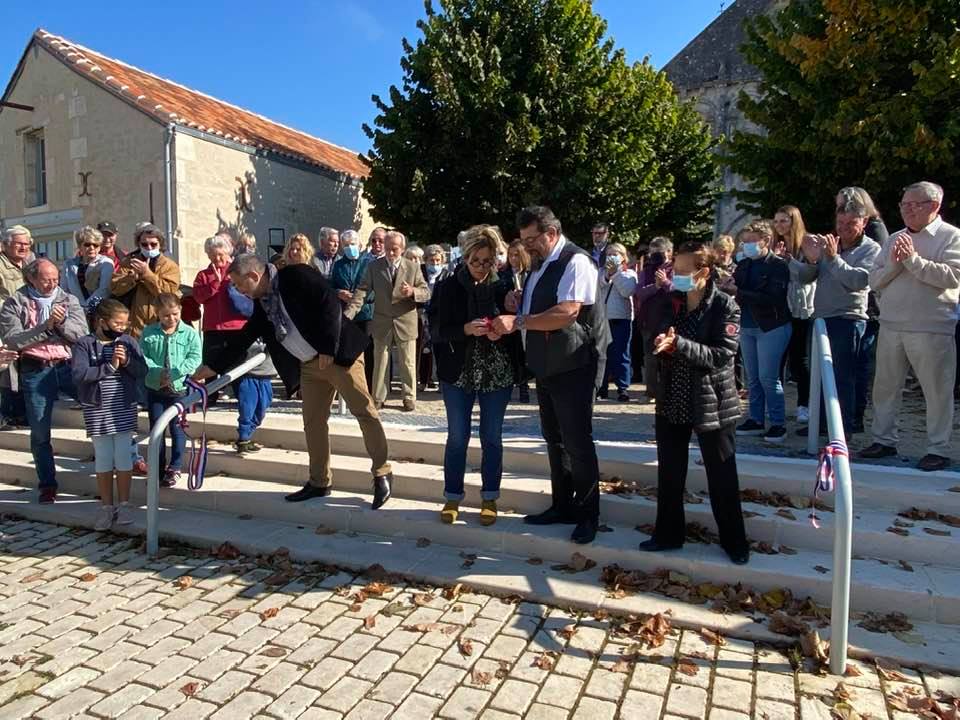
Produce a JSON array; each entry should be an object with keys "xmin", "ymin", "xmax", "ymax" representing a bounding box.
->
[
  {"xmin": 426, "ymin": 224, "xmax": 522, "ymax": 526},
  {"xmin": 731, "ymin": 220, "xmax": 792, "ymax": 443}
]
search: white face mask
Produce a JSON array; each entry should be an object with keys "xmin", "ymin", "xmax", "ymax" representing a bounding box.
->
[{"xmin": 142, "ymin": 247, "xmax": 161, "ymax": 259}]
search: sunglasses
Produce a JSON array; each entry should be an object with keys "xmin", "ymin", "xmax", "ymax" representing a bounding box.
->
[{"xmin": 82, "ymin": 242, "xmax": 101, "ymax": 249}]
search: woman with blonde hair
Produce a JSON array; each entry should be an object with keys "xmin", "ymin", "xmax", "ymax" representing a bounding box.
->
[
  {"xmin": 62, "ymin": 225, "xmax": 114, "ymax": 324},
  {"xmin": 278, "ymin": 233, "xmax": 314, "ymax": 269},
  {"xmin": 773, "ymin": 205, "xmax": 814, "ymax": 424},
  {"xmin": 427, "ymin": 224, "xmax": 522, "ymax": 526}
]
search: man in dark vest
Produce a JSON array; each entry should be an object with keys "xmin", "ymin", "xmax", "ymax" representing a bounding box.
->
[{"xmin": 492, "ymin": 206, "xmax": 609, "ymax": 544}]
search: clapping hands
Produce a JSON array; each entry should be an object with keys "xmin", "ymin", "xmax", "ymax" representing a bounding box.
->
[
  {"xmin": 892, "ymin": 232, "xmax": 915, "ymax": 263},
  {"xmin": 653, "ymin": 327, "xmax": 677, "ymax": 355}
]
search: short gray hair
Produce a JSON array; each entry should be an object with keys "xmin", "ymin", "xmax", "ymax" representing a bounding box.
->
[
  {"xmin": 404, "ymin": 246, "xmax": 424, "ymax": 261},
  {"xmin": 904, "ymin": 181, "xmax": 944, "ymax": 204},
  {"xmin": 837, "ymin": 186, "xmax": 879, "ymax": 219},
  {"xmin": 3, "ymin": 225, "xmax": 32, "ymax": 245},
  {"xmin": 319, "ymin": 227, "xmax": 339, "ymax": 243},
  {"xmin": 649, "ymin": 236, "xmax": 674, "ymax": 253},
  {"xmin": 23, "ymin": 257, "xmax": 58, "ymax": 282},
  {"xmin": 340, "ymin": 229, "xmax": 361, "ymax": 246},
  {"xmin": 204, "ymin": 234, "xmax": 234, "ymax": 256},
  {"xmin": 135, "ymin": 223, "xmax": 167, "ymax": 250},
  {"xmin": 837, "ymin": 199, "xmax": 869, "ymax": 218},
  {"xmin": 235, "ymin": 231, "xmax": 256, "ymax": 255},
  {"xmin": 73, "ymin": 225, "xmax": 103, "ymax": 248},
  {"xmin": 424, "ymin": 244, "xmax": 444, "ymax": 258},
  {"xmin": 385, "ymin": 230, "xmax": 406, "ymax": 248},
  {"xmin": 228, "ymin": 253, "xmax": 266, "ymax": 276}
]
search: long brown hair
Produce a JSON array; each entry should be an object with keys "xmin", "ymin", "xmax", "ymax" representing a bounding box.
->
[{"xmin": 774, "ymin": 206, "xmax": 806, "ymax": 258}]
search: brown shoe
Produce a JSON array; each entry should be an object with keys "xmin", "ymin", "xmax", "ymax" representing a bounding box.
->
[
  {"xmin": 917, "ymin": 454, "xmax": 950, "ymax": 472},
  {"xmin": 402, "ymin": 400, "xmax": 416, "ymax": 412}
]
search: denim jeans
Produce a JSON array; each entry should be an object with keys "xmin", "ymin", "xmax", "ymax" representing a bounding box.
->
[
  {"xmin": 440, "ymin": 382, "xmax": 512, "ymax": 501},
  {"xmin": 855, "ymin": 319, "xmax": 879, "ymax": 426},
  {"xmin": 822, "ymin": 317, "xmax": 865, "ymax": 434},
  {"xmin": 740, "ymin": 323, "xmax": 792, "ymax": 426},
  {"xmin": 21, "ymin": 363, "xmax": 76, "ymax": 489},
  {"xmin": 603, "ymin": 319, "xmax": 633, "ymax": 393},
  {"xmin": 233, "ymin": 376, "xmax": 273, "ymax": 441},
  {"xmin": 147, "ymin": 390, "xmax": 186, "ymax": 472}
]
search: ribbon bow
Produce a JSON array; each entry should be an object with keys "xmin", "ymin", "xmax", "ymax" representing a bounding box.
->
[
  {"xmin": 810, "ymin": 440, "xmax": 847, "ymax": 528},
  {"xmin": 174, "ymin": 378, "xmax": 209, "ymax": 491}
]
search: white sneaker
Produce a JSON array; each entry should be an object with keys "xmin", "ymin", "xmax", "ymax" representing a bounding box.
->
[
  {"xmin": 115, "ymin": 502, "xmax": 133, "ymax": 526},
  {"xmin": 94, "ymin": 505, "xmax": 115, "ymax": 531},
  {"xmin": 796, "ymin": 406, "xmax": 810, "ymax": 425}
]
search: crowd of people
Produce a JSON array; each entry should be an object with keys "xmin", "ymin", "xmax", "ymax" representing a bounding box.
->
[{"xmin": 0, "ymin": 180, "xmax": 957, "ymax": 562}]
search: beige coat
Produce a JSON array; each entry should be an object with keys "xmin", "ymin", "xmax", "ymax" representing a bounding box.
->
[
  {"xmin": 347, "ymin": 256, "xmax": 429, "ymax": 343},
  {"xmin": 110, "ymin": 252, "xmax": 181, "ymax": 337},
  {"xmin": 0, "ymin": 252, "xmax": 25, "ymax": 303}
]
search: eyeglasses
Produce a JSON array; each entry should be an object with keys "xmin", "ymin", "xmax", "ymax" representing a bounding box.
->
[
  {"xmin": 519, "ymin": 231, "xmax": 545, "ymax": 244},
  {"xmin": 10, "ymin": 241, "xmax": 31, "ymax": 249},
  {"xmin": 468, "ymin": 258, "xmax": 494, "ymax": 269},
  {"xmin": 900, "ymin": 200, "xmax": 933, "ymax": 210},
  {"xmin": 82, "ymin": 243, "xmax": 101, "ymax": 249}
]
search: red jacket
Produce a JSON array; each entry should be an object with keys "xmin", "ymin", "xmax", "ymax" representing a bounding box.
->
[
  {"xmin": 192, "ymin": 265, "xmax": 246, "ymax": 331},
  {"xmin": 103, "ymin": 247, "xmax": 125, "ymax": 271}
]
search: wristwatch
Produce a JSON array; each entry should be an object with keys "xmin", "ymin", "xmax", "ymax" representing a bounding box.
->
[{"xmin": 516, "ymin": 314, "xmax": 527, "ymax": 331}]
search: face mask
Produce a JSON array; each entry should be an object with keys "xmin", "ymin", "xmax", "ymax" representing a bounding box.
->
[
  {"xmin": 343, "ymin": 245, "xmax": 360, "ymax": 260},
  {"xmin": 606, "ymin": 254, "xmax": 621, "ymax": 267},
  {"xmin": 102, "ymin": 327, "xmax": 123, "ymax": 341},
  {"xmin": 672, "ymin": 274, "xmax": 696, "ymax": 293},
  {"xmin": 742, "ymin": 242, "xmax": 761, "ymax": 259},
  {"xmin": 426, "ymin": 263, "xmax": 442, "ymax": 275},
  {"xmin": 142, "ymin": 247, "xmax": 160, "ymax": 259},
  {"xmin": 496, "ymin": 253, "xmax": 507, "ymax": 265},
  {"xmin": 449, "ymin": 247, "xmax": 462, "ymax": 262}
]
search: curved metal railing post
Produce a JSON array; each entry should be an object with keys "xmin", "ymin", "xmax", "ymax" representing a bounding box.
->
[
  {"xmin": 809, "ymin": 318, "xmax": 854, "ymax": 675},
  {"xmin": 807, "ymin": 328, "xmax": 823, "ymax": 457},
  {"xmin": 145, "ymin": 352, "xmax": 266, "ymax": 557}
]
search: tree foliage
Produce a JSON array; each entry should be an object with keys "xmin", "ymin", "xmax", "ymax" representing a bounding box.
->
[
  {"xmin": 361, "ymin": 0, "xmax": 718, "ymax": 246},
  {"xmin": 727, "ymin": 0, "xmax": 960, "ymax": 230}
]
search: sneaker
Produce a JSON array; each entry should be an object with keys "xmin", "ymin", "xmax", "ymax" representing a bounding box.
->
[
  {"xmin": 617, "ymin": 391, "xmax": 630, "ymax": 402},
  {"xmin": 94, "ymin": 505, "xmax": 114, "ymax": 531},
  {"xmin": 161, "ymin": 469, "xmax": 180, "ymax": 488},
  {"xmin": 796, "ymin": 406, "xmax": 810, "ymax": 425},
  {"xmin": 735, "ymin": 419, "xmax": 765, "ymax": 436},
  {"xmin": 235, "ymin": 440, "xmax": 262, "ymax": 453},
  {"xmin": 38, "ymin": 487, "xmax": 57, "ymax": 504},
  {"xmin": 596, "ymin": 390, "xmax": 608, "ymax": 401},
  {"xmin": 763, "ymin": 425, "xmax": 787, "ymax": 444},
  {"xmin": 115, "ymin": 502, "xmax": 133, "ymax": 526},
  {"xmin": 132, "ymin": 458, "xmax": 148, "ymax": 476}
]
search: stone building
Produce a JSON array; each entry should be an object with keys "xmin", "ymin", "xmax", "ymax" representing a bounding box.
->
[
  {"xmin": 664, "ymin": 0, "xmax": 788, "ymax": 235},
  {"xmin": 0, "ymin": 29, "xmax": 374, "ymax": 281}
]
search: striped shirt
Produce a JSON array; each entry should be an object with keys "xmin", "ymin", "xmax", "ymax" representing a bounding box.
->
[{"xmin": 82, "ymin": 342, "xmax": 139, "ymax": 437}]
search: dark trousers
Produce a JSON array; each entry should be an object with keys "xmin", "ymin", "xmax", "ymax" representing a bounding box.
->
[
  {"xmin": 630, "ymin": 327, "xmax": 644, "ymax": 383},
  {"xmin": 855, "ymin": 319, "xmax": 879, "ymax": 425},
  {"xmin": 783, "ymin": 318, "xmax": 811, "ymax": 408},
  {"xmin": 535, "ymin": 362, "xmax": 601, "ymax": 522},
  {"xmin": 147, "ymin": 390, "xmax": 187, "ymax": 472},
  {"xmin": 653, "ymin": 416, "xmax": 748, "ymax": 553},
  {"xmin": 1, "ymin": 386, "xmax": 26, "ymax": 421},
  {"xmin": 602, "ymin": 319, "xmax": 632, "ymax": 393},
  {"xmin": 820, "ymin": 317, "xmax": 865, "ymax": 435}
]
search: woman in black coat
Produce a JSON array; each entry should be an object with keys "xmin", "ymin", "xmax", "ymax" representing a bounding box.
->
[{"xmin": 640, "ymin": 240, "xmax": 750, "ymax": 565}]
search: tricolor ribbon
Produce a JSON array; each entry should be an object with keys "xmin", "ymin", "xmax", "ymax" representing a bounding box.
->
[
  {"xmin": 174, "ymin": 378, "xmax": 210, "ymax": 491},
  {"xmin": 810, "ymin": 440, "xmax": 847, "ymax": 528}
]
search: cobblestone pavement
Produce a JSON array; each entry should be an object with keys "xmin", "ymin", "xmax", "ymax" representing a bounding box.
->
[{"xmin": 1, "ymin": 519, "xmax": 958, "ymax": 719}]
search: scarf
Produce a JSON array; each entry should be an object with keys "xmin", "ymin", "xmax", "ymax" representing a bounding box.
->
[
  {"xmin": 26, "ymin": 287, "xmax": 57, "ymax": 324},
  {"xmin": 457, "ymin": 264, "xmax": 499, "ymax": 321},
  {"xmin": 259, "ymin": 264, "xmax": 290, "ymax": 342}
]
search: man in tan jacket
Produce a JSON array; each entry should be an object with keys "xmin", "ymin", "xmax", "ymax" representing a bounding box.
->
[{"xmin": 347, "ymin": 231, "xmax": 429, "ymax": 410}]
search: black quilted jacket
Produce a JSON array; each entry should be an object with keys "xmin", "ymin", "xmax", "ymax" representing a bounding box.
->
[{"xmin": 653, "ymin": 282, "xmax": 741, "ymax": 432}]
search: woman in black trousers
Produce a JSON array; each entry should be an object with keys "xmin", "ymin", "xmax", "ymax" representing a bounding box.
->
[{"xmin": 639, "ymin": 240, "xmax": 750, "ymax": 565}]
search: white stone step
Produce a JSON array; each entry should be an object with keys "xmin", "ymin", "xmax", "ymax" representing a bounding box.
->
[
  {"xmin": 3, "ymin": 427, "xmax": 958, "ymax": 569},
  {"xmin": 1, "ymin": 449, "xmax": 959, "ymax": 627}
]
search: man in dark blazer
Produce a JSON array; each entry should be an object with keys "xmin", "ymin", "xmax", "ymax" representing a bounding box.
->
[
  {"xmin": 346, "ymin": 231, "xmax": 429, "ymax": 411},
  {"xmin": 197, "ymin": 255, "xmax": 394, "ymax": 509}
]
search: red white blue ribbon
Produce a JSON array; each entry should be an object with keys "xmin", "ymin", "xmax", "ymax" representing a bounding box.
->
[
  {"xmin": 811, "ymin": 440, "xmax": 847, "ymax": 528},
  {"xmin": 174, "ymin": 378, "xmax": 209, "ymax": 491}
]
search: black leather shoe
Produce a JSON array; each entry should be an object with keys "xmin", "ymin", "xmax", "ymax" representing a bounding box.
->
[
  {"xmin": 571, "ymin": 519, "xmax": 598, "ymax": 545},
  {"xmin": 917, "ymin": 454, "xmax": 950, "ymax": 472},
  {"xmin": 858, "ymin": 443, "xmax": 897, "ymax": 459},
  {"xmin": 372, "ymin": 473, "xmax": 393, "ymax": 509},
  {"xmin": 638, "ymin": 538, "xmax": 683, "ymax": 552},
  {"xmin": 726, "ymin": 547, "xmax": 750, "ymax": 565},
  {"xmin": 523, "ymin": 507, "xmax": 578, "ymax": 525},
  {"xmin": 285, "ymin": 483, "xmax": 331, "ymax": 502}
]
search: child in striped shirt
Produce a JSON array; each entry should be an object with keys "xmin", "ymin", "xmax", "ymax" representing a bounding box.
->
[{"xmin": 71, "ymin": 299, "xmax": 147, "ymax": 531}]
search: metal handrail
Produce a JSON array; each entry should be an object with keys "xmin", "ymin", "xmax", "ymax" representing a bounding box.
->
[
  {"xmin": 806, "ymin": 317, "xmax": 853, "ymax": 674},
  {"xmin": 146, "ymin": 352, "xmax": 266, "ymax": 556}
]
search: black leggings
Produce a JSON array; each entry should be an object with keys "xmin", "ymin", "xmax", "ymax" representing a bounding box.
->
[{"xmin": 782, "ymin": 318, "xmax": 810, "ymax": 407}]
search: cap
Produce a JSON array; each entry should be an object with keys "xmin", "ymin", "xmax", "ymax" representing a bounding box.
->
[{"xmin": 96, "ymin": 221, "xmax": 118, "ymax": 235}]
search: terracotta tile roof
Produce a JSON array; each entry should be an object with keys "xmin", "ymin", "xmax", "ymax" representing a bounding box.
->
[{"xmin": 32, "ymin": 29, "xmax": 369, "ymax": 178}]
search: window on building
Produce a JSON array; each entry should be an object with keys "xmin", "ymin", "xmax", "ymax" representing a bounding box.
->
[
  {"xmin": 24, "ymin": 130, "xmax": 47, "ymax": 208},
  {"xmin": 268, "ymin": 228, "xmax": 286, "ymax": 255}
]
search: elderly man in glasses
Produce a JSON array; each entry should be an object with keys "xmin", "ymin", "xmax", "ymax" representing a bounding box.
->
[
  {"xmin": 0, "ymin": 225, "xmax": 34, "ymax": 428},
  {"xmin": 861, "ymin": 181, "xmax": 960, "ymax": 471}
]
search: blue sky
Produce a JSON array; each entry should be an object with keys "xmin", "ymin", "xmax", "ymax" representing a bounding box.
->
[{"xmin": 1, "ymin": 1, "xmax": 724, "ymax": 154}]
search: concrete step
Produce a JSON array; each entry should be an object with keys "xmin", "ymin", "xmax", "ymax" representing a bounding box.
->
[
  {"xmin": 1, "ymin": 449, "xmax": 959, "ymax": 627},
  {"xmin": 47, "ymin": 406, "xmax": 960, "ymax": 516},
  {"xmin": 3, "ymin": 482, "xmax": 958, "ymax": 673},
  {"xmin": 4, "ymin": 427, "xmax": 960, "ymax": 568}
]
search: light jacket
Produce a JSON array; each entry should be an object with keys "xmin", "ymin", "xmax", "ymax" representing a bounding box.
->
[
  {"xmin": 330, "ymin": 255, "xmax": 374, "ymax": 323},
  {"xmin": 140, "ymin": 321, "xmax": 203, "ymax": 393},
  {"xmin": 110, "ymin": 252, "xmax": 181, "ymax": 337},
  {"xmin": 793, "ymin": 236, "xmax": 880, "ymax": 321},
  {"xmin": 62, "ymin": 255, "xmax": 114, "ymax": 310},
  {"xmin": 192, "ymin": 264, "xmax": 247, "ymax": 331},
  {"xmin": 0, "ymin": 252, "xmax": 25, "ymax": 303},
  {"xmin": 71, "ymin": 333, "xmax": 147, "ymax": 408},
  {"xmin": 598, "ymin": 268, "xmax": 638, "ymax": 321}
]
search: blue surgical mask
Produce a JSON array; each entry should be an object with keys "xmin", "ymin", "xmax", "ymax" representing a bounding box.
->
[
  {"xmin": 426, "ymin": 263, "xmax": 442, "ymax": 275},
  {"xmin": 142, "ymin": 247, "xmax": 160, "ymax": 259},
  {"xmin": 343, "ymin": 245, "xmax": 360, "ymax": 260},
  {"xmin": 606, "ymin": 254, "xmax": 621, "ymax": 267},
  {"xmin": 672, "ymin": 274, "xmax": 696, "ymax": 293},
  {"xmin": 742, "ymin": 242, "xmax": 761, "ymax": 259}
]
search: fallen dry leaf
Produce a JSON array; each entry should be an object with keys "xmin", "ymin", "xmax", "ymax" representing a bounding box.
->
[
  {"xmin": 532, "ymin": 652, "xmax": 556, "ymax": 671},
  {"xmin": 259, "ymin": 646, "xmax": 287, "ymax": 657},
  {"xmin": 412, "ymin": 592, "xmax": 435, "ymax": 607},
  {"xmin": 212, "ymin": 541, "xmax": 240, "ymax": 560},
  {"xmin": 349, "ymin": 603, "xmax": 363, "ymax": 613},
  {"xmin": 460, "ymin": 552, "xmax": 477, "ymax": 569},
  {"xmin": 175, "ymin": 576, "xmax": 194, "ymax": 590},
  {"xmin": 364, "ymin": 615, "xmax": 377, "ymax": 629},
  {"xmin": 442, "ymin": 583, "xmax": 463, "ymax": 601},
  {"xmin": 898, "ymin": 560, "xmax": 915, "ymax": 573},
  {"xmin": 11, "ymin": 655, "xmax": 35, "ymax": 667},
  {"xmin": 458, "ymin": 638, "xmax": 474, "ymax": 657},
  {"xmin": 219, "ymin": 609, "xmax": 242, "ymax": 620},
  {"xmin": 315, "ymin": 526, "xmax": 337, "ymax": 535},
  {"xmin": 495, "ymin": 660, "xmax": 510, "ymax": 679},
  {"xmin": 699, "ymin": 628, "xmax": 726, "ymax": 646},
  {"xmin": 768, "ymin": 611, "xmax": 810, "ymax": 637},
  {"xmin": 259, "ymin": 607, "xmax": 280, "ymax": 621},
  {"xmin": 79, "ymin": 573, "xmax": 96, "ymax": 582},
  {"xmin": 875, "ymin": 658, "xmax": 909, "ymax": 682},
  {"xmin": 844, "ymin": 664, "xmax": 863, "ymax": 677},
  {"xmin": 179, "ymin": 681, "xmax": 200, "ymax": 697},
  {"xmin": 558, "ymin": 625, "xmax": 578, "ymax": 641},
  {"xmin": 923, "ymin": 527, "xmax": 952, "ymax": 537},
  {"xmin": 551, "ymin": 552, "xmax": 596, "ymax": 574},
  {"xmin": 859, "ymin": 612, "xmax": 913, "ymax": 634},
  {"xmin": 363, "ymin": 582, "xmax": 392, "ymax": 596},
  {"xmin": 800, "ymin": 630, "xmax": 830, "ymax": 666},
  {"xmin": 404, "ymin": 622, "xmax": 444, "ymax": 633},
  {"xmin": 813, "ymin": 565, "xmax": 830, "ymax": 574},
  {"xmin": 886, "ymin": 526, "xmax": 909, "ymax": 537},
  {"xmin": 470, "ymin": 668, "xmax": 493, "ymax": 685},
  {"xmin": 833, "ymin": 681, "xmax": 853, "ymax": 701},
  {"xmin": 775, "ymin": 509, "xmax": 797, "ymax": 521},
  {"xmin": 20, "ymin": 571, "xmax": 44, "ymax": 584},
  {"xmin": 676, "ymin": 657, "xmax": 700, "ymax": 676},
  {"xmin": 526, "ymin": 557, "xmax": 543, "ymax": 566},
  {"xmin": 778, "ymin": 545, "xmax": 798, "ymax": 555}
]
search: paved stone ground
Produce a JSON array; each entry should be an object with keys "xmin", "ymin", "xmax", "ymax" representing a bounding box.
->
[
  {"xmin": 210, "ymin": 379, "xmax": 958, "ymax": 471},
  {"xmin": 1, "ymin": 518, "xmax": 958, "ymax": 719}
]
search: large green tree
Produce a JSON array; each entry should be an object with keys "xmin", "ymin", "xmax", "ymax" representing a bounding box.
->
[
  {"xmin": 727, "ymin": 0, "xmax": 960, "ymax": 230},
  {"xmin": 361, "ymin": 0, "xmax": 717, "ymax": 245}
]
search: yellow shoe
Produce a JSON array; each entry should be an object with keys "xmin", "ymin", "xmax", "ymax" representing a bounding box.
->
[
  {"xmin": 479, "ymin": 500, "xmax": 498, "ymax": 526},
  {"xmin": 441, "ymin": 501, "xmax": 459, "ymax": 524}
]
